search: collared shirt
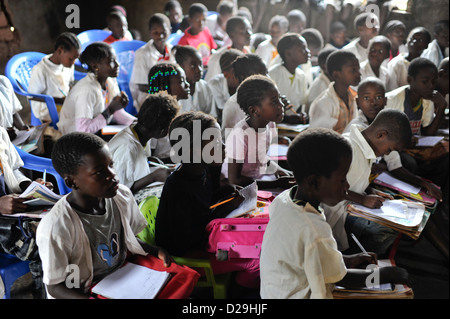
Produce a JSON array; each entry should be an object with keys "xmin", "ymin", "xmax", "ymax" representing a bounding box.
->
[
  {"xmin": 359, "ymin": 60, "xmax": 391, "ymax": 90},
  {"xmin": 260, "ymin": 186, "xmax": 347, "ymax": 299},
  {"xmin": 321, "ymin": 125, "xmax": 377, "ymax": 251},
  {"xmin": 268, "ymin": 63, "xmax": 309, "ymax": 111},
  {"xmin": 309, "ymin": 82, "xmax": 358, "ymax": 134},
  {"xmin": 387, "ymin": 53, "xmax": 410, "ymax": 91},
  {"xmin": 255, "ymin": 39, "xmax": 278, "ymax": 67},
  {"xmin": 343, "ymin": 37, "xmax": 369, "ymax": 63}
]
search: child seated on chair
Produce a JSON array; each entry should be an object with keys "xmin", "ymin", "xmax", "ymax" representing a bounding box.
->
[
  {"xmin": 174, "ymin": 45, "xmax": 216, "ymax": 116},
  {"xmin": 103, "ymin": 10, "xmax": 133, "ymax": 44},
  {"xmin": 309, "ymin": 50, "xmax": 360, "ymax": 134},
  {"xmin": 387, "ymin": 27, "xmax": 432, "ymax": 91},
  {"xmin": 155, "ymin": 111, "xmax": 260, "ymax": 289},
  {"xmin": 269, "ymin": 33, "xmax": 310, "ymax": 116},
  {"xmin": 108, "ymin": 93, "xmax": 179, "ymax": 194},
  {"xmin": 36, "ymin": 132, "xmax": 175, "ymax": 299},
  {"xmin": 178, "ymin": 3, "xmax": 217, "ymax": 67},
  {"xmin": 28, "ymin": 32, "xmax": 81, "ymax": 125},
  {"xmin": 359, "ymin": 35, "xmax": 391, "ymax": 89},
  {"xmin": 222, "ymin": 75, "xmax": 295, "ymax": 189},
  {"xmin": 0, "ymin": 75, "xmax": 29, "ymax": 141},
  {"xmin": 130, "ymin": 13, "xmax": 175, "ymax": 111},
  {"xmin": 323, "ymin": 109, "xmax": 413, "ymax": 255},
  {"xmin": 57, "ymin": 42, "xmax": 136, "ymax": 136},
  {"xmin": 260, "ymin": 127, "xmax": 409, "ymax": 299}
]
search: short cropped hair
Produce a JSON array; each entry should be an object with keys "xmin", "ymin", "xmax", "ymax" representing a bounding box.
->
[
  {"xmin": 173, "ymin": 45, "xmax": 201, "ymax": 65},
  {"xmin": 382, "ymin": 20, "xmax": 406, "ymax": 36},
  {"xmin": 408, "ymin": 57, "xmax": 438, "ymax": 78},
  {"xmin": 330, "ymin": 20, "xmax": 346, "ymax": 34},
  {"xmin": 148, "ymin": 13, "xmax": 171, "ymax": 31},
  {"xmin": 434, "ymin": 20, "xmax": 449, "ymax": 35},
  {"xmin": 226, "ymin": 16, "xmax": 247, "ymax": 35},
  {"xmin": 232, "ymin": 54, "xmax": 267, "ymax": 83},
  {"xmin": 354, "ymin": 12, "xmax": 378, "ymax": 30},
  {"xmin": 318, "ymin": 48, "xmax": 336, "ymax": 67},
  {"xmin": 52, "ymin": 132, "xmax": 106, "ymax": 177},
  {"xmin": 357, "ymin": 76, "xmax": 386, "ymax": 95},
  {"xmin": 269, "ymin": 15, "xmax": 289, "ymax": 31},
  {"xmin": 369, "ymin": 35, "xmax": 391, "ymax": 52},
  {"xmin": 326, "ymin": 50, "xmax": 357, "ymax": 76},
  {"xmin": 138, "ymin": 93, "xmax": 180, "ymax": 133},
  {"xmin": 219, "ymin": 48, "xmax": 244, "ymax": 72},
  {"xmin": 287, "ymin": 128, "xmax": 352, "ymax": 183},
  {"xmin": 217, "ymin": 0, "xmax": 234, "ymax": 15},
  {"xmin": 301, "ymin": 28, "xmax": 324, "ymax": 51},
  {"xmin": 370, "ymin": 109, "xmax": 412, "ymax": 148},
  {"xmin": 236, "ymin": 74, "xmax": 277, "ymax": 115},
  {"xmin": 80, "ymin": 42, "xmax": 112, "ymax": 72},
  {"xmin": 188, "ymin": 3, "xmax": 208, "ymax": 18},
  {"xmin": 277, "ymin": 33, "xmax": 304, "ymax": 62},
  {"xmin": 408, "ymin": 26, "xmax": 432, "ymax": 44},
  {"xmin": 287, "ymin": 9, "xmax": 307, "ymax": 25},
  {"xmin": 54, "ymin": 32, "xmax": 80, "ymax": 52}
]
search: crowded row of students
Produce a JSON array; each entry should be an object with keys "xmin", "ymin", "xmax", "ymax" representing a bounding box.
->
[{"xmin": 0, "ymin": 1, "xmax": 448, "ymax": 299}]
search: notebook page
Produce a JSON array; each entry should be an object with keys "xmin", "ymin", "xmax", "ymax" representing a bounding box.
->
[{"xmin": 376, "ymin": 172, "xmax": 421, "ymax": 195}]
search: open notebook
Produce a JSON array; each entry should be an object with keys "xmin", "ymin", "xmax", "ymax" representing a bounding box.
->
[
  {"xmin": 347, "ymin": 200, "xmax": 429, "ymax": 239},
  {"xmin": 92, "ymin": 262, "xmax": 170, "ymax": 299}
]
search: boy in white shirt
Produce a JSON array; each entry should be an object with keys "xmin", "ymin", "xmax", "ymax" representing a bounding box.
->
[
  {"xmin": 28, "ymin": 32, "xmax": 81, "ymax": 124},
  {"xmin": 260, "ymin": 127, "xmax": 409, "ymax": 299},
  {"xmin": 255, "ymin": 15, "xmax": 288, "ymax": 66},
  {"xmin": 421, "ymin": 20, "xmax": 449, "ymax": 67},
  {"xmin": 343, "ymin": 12, "xmax": 379, "ymax": 63},
  {"xmin": 359, "ymin": 35, "xmax": 391, "ymax": 89},
  {"xmin": 129, "ymin": 13, "xmax": 175, "ymax": 111},
  {"xmin": 307, "ymin": 48, "xmax": 335, "ymax": 111},
  {"xmin": 269, "ymin": 33, "xmax": 310, "ymax": 113}
]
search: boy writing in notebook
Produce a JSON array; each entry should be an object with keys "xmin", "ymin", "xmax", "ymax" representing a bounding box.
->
[
  {"xmin": 323, "ymin": 109, "xmax": 413, "ymax": 255},
  {"xmin": 260, "ymin": 128, "xmax": 409, "ymax": 299}
]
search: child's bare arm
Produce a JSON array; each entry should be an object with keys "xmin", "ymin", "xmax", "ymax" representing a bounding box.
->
[
  {"xmin": 336, "ymin": 266, "xmax": 409, "ymax": 289},
  {"xmin": 137, "ymin": 238, "xmax": 172, "ymax": 267},
  {"xmin": 346, "ymin": 190, "xmax": 385, "ymax": 208},
  {"xmin": 421, "ymin": 90, "xmax": 447, "ymax": 136},
  {"xmin": 46, "ymin": 282, "xmax": 90, "ymax": 299}
]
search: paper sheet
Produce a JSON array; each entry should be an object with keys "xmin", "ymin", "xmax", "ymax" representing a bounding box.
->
[
  {"xmin": 267, "ymin": 144, "xmax": 289, "ymax": 157},
  {"xmin": 416, "ymin": 135, "xmax": 444, "ymax": 147},
  {"xmin": 101, "ymin": 125, "xmax": 128, "ymax": 135},
  {"xmin": 92, "ymin": 262, "xmax": 170, "ymax": 299},
  {"xmin": 225, "ymin": 181, "xmax": 258, "ymax": 218},
  {"xmin": 376, "ymin": 172, "xmax": 421, "ymax": 195}
]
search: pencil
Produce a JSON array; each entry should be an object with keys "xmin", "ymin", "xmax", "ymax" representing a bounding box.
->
[
  {"xmin": 43, "ymin": 169, "xmax": 47, "ymax": 183},
  {"xmin": 284, "ymin": 104, "xmax": 299, "ymax": 115},
  {"xmin": 148, "ymin": 161, "xmax": 170, "ymax": 170},
  {"xmin": 350, "ymin": 233, "xmax": 368, "ymax": 255},
  {"xmin": 209, "ymin": 197, "xmax": 235, "ymax": 209}
]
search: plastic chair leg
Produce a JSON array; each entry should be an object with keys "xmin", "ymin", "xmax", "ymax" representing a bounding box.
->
[{"xmin": 0, "ymin": 254, "xmax": 31, "ymax": 299}]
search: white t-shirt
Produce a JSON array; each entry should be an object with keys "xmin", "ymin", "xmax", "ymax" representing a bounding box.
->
[
  {"xmin": 343, "ymin": 37, "xmax": 368, "ymax": 63},
  {"xmin": 108, "ymin": 125, "xmax": 152, "ymax": 189},
  {"xmin": 387, "ymin": 53, "xmax": 410, "ymax": 92},
  {"xmin": 359, "ymin": 60, "xmax": 391, "ymax": 90},
  {"xmin": 0, "ymin": 75, "xmax": 23, "ymax": 129},
  {"xmin": 129, "ymin": 40, "xmax": 175, "ymax": 110},
  {"xmin": 208, "ymin": 73, "xmax": 230, "ymax": 119},
  {"xmin": 307, "ymin": 73, "xmax": 331, "ymax": 113},
  {"xmin": 36, "ymin": 184, "xmax": 147, "ymax": 297},
  {"xmin": 222, "ymin": 119, "xmax": 277, "ymax": 180},
  {"xmin": 178, "ymin": 79, "xmax": 216, "ymax": 116},
  {"xmin": 255, "ymin": 39, "xmax": 278, "ymax": 67},
  {"xmin": 260, "ymin": 187, "xmax": 347, "ymax": 299},
  {"xmin": 28, "ymin": 54, "xmax": 74, "ymax": 122},
  {"xmin": 268, "ymin": 63, "xmax": 308, "ymax": 111},
  {"xmin": 221, "ymin": 93, "xmax": 246, "ymax": 140}
]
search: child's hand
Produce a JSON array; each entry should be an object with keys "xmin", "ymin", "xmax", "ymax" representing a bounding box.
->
[
  {"xmin": 157, "ymin": 247, "xmax": 173, "ymax": 267},
  {"xmin": 362, "ymin": 194, "xmax": 385, "ymax": 209},
  {"xmin": 345, "ymin": 252, "xmax": 378, "ymax": 268},
  {"xmin": 151, "ymin": 168, "xmax": 170, "ymax": 183},
  {"xmin": 379, "ymin": 266, "xmax": 409, "ymax": 285},
  {"xmin": 430, "ymin": 90, "xmax": 447, "ymax": 113},
  {"xmin": 108, "ymin": 92, "xmax": 129, "ymax": 113},
  {"xmin": 35, "ymin": 178, "xmax": 54, "ymax": 191},
  {"xmin": 0, "ymin": 195, "xmax": 27, "ymax": 215}
]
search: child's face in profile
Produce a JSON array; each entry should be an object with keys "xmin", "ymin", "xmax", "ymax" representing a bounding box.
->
[
  {"xmin": 368, "ymin": 42, "xmax": 389, "ymax": 68},
  {"xmin": 318, "ymin": 155, "xmax": 351, "ymax": 207},
  {"xmin": 190, "ymin": 12, "xmax": 206, "ymax": 34},
  {"xmin": 96, "ymin": 48, "xmax": 119, "ymax": 78},
  {"xmin": 335, "ymin": 58, "xmax": 361, "ymax": 87},
  {"xmin": 70, "ymin": 145, "xmax": 119, "ymax": 199},
  {"xmin": 109, "ymin": 15, "xmax": 128, "ymax": 39},
  {"xmin": 150, "ymin": 22, "xmax": 170, "ymax": 50},
  {"xmin": 356, "ymin": 83, "xmax": 386, "ymax": 123},
  {"xmin": 255, "ymin": 87, "xmax": 284, "ymax": 124},
  {"xmin": 407, "ymin": 31, "xmax": 430, "ymax": 55},
  {"xmin": 289, "ymin": 37, "xmax": 311, "ymax": 66},
  {"xmin": 408, "ymin": 67, "xmax": 438, "ymax": 100},
  {"xmin": 169, "ymin": 67, "xmax": 190, "ymax": 100},
  {"xmin": 230, "ymin": 20, "xmax": 252, "ymax": 49},
  {"xmin": 181, "ymin": 53, "xmax": 203, "ymax": 85},
  {"xmin": 59, "ymin": 46, "xmax": 81, "ymax": 68}
]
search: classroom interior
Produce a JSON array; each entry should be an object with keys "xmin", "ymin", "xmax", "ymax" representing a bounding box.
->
[{"xmin": 1, "ymin": 0, "xmax": 449, "ymax": 300}]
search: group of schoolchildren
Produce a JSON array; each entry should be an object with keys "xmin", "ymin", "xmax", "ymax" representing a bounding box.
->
[{"xmin": 0, "ymin": 0, "xmax": 448, "ymax": 300}]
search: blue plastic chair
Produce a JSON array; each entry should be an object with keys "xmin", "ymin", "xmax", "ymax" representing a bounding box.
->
[
  {"xmin": 167, "ymin": 31, "xmax": 183, "ymax": 46},
  {"xmin": 0, "ymin": 253, "xmax": 31, "ymax": 299},
  {"xmin": 5, "ymin": 52, "xmax": 59, "ymax": 129},
  {"xmin": 77, "ymin": 29, "xmax": 112, "ymax": 51},
  {"xmin": 14, "ymin": 145, "xmax": 71, "ymax": 195},
  {"xmin": 111, "ymin": 40, "xmax": 146, "ymax": 116}
]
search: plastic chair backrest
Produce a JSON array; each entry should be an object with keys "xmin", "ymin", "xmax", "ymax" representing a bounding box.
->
[
  {"xmin": 14, "ymin": 145, "xmax": 71, "ymax": 195},
  {"xmin": 111, "ymin": 40, "xmax": 145, "ymax": 116},
  {"xmin": 5, "ymin": 52, "xmax": 59, "ymax": 128},
  {"xmin": 77, "ymin": 29, "xmax": 112, "ymax": 51},
  {"xmin": 138, "ymin": 196, "xmax": 160, "ymax": 246},
  {"xmin": 167, "ymin": 31, "xmax": 183, "ymax": 46}
]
